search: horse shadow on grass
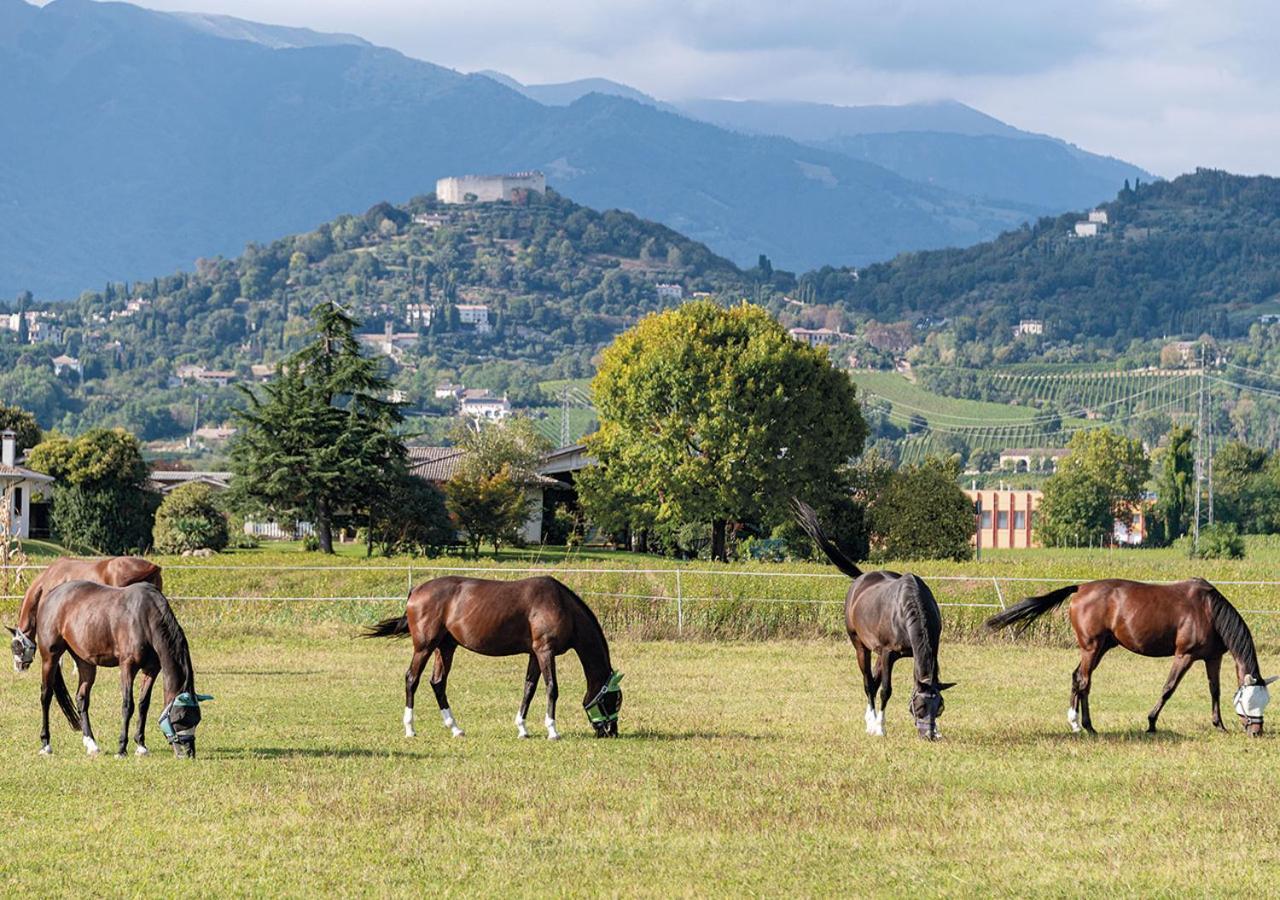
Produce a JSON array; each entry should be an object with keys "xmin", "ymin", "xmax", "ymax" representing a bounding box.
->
[
  {"xmin": 209, "ymin": 746, "xmax": 435, "ymax": 761},
  {"xmin": 965, "ymin": 727, "xmax": 1197, "ymax": 750}
]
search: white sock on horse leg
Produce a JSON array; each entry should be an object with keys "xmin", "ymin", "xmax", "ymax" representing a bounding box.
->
[
  {"xmin": 441, "ymin": 707, "xmax": 464, "ymax": 737},
  {"xmin": 545, "ymin": 715, "xmax": 560, "ymax": 740},
  {"xmin": 1067, "ymin": 707, "xmax": 1081, "ymax": 733},
  {"xmin": 83, "ymin": 736, "xmax": 99, "ymax": 755},
  {"xmin": 865, "ymin": 704, "xmax": 877, "ymax": 734},
  {"xmin": 515, "ymin": 714, "xmax": 528, "ymax": 738},
  {"xmin": 403, "ymin": 706, "xmax": 416, "ymax": 737},
  {"xmin": 874, "ymin": 709, "xmax": 885, "ymax": 736}
]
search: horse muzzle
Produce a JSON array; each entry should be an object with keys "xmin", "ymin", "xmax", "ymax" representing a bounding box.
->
[
  {"xmin": 915, "ymin": 718, "xmax": 939, "ymax": 741},
  {"xmin": 171, "ymin": 733, "xmax": 197, "ymax": 758},
  {"xmin": 1239, "ymin": 714, "xmax": 1264, "ymax": 737}
]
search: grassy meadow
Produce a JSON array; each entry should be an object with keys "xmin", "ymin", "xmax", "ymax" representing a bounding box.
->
[{"xmin": 3, "ymin": 544, "xmax": 1280, "ymax": 895}]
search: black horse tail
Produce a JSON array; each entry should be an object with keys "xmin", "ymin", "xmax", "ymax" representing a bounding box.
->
[
  {"xmin": 790, "ymin": 497, "xmax": 863, "ymax": 579},
  {"xmin": 363, "ymin": 615, "xmax": 410, "ymax": 639},
  {"xmin": 986, "ymin": 585, "xmax": 1080, "ymax": 634},
  {"xmin": 51, "ymin": 662, "xmax": 81, "ymax": 730}
]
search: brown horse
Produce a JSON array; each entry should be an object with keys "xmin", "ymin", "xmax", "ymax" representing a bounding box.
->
[
  {"xmin": 32, "ymin": 580, "xmax": 209, "ymax": 757},
  {"xmin": 364, "ymin": 575, "xmax": 622, "ymax": 739},
  {"xmin": 986, "ymin": 578, "xmax": 1276, "ymax": 736},
  {"xmin": 793, "ymin": 500, "xmax": 955, "ymax": 739},
  {"xmin": 8, "ymin": 556, "xmax": 162, "ymax": 672}
]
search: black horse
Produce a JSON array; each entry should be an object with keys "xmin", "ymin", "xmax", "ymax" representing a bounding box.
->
[{"xmin": 793, "ymin": 499, "xmax": 955, "ymax": 739}]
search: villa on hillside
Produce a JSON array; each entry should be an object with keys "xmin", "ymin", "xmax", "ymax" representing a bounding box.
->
[
  {"xmin": 0, "ymin": 430, "xmax": 54, "ymax": 539},
  {"xmin": 788, "ymin": 326, "xmax": 846, "ymax": 347}
]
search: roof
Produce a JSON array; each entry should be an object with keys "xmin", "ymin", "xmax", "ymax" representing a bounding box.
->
[
  {"xmin": 1000, "ymin": 448, "xmax": 1070, "ymax": 457},
  {"xmin": 146, "ymin": 470, "xmax": 232, "ymax": 493},
  {"xmin": 407, "ymin": 446, "xmax": 566, "ymax": 489},
  {"xmin": 0, "ymin": 463, "xmax": 54, "ymax": 484}
]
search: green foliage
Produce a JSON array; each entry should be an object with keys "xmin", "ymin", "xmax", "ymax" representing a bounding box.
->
[
  {"xmin": 0, "ymin": 404, "xmax": 41, "ymax": 451},
  {"xmin": 450, "ymin": 417, "xmax": 551, "ymax": 482},
  {"xmin": 152, "ymin": 483, "xmax": 229, "ymax": 554},
  {"xmin": 583, "ymin": 300, "xmax": 867, "ymax": 560},
  {"xmin": 26, "ymin": 428, "xmax": 155, "ymax": 554},
  {"xmin": 369, "ymin": 474, "xmax": 453, "ymax": 557},
  {"xmin": 1038, "ymin": 428, "xmax": 1149, "ymax": 547},
  {"xmin": 1186, "ymin": 523, "xmax": 1246, "ymax": 560},
  {"xmin": 444, "ymin": 470, "xmax": 531, "ymax": 559},
  {"xmin": 869, "ymin": 457, "xmax": 974, "ymax": 561},
  {"xmin": 229, "ymin": 302, "xmax": 406, "ymax": 554},
  {"xmin": 1151, "ymin": 426, "xmax": 1195, "ymax": 545}
]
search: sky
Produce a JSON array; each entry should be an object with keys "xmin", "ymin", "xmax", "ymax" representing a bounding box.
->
[{"xmin": 60, "ymin": 0, "xmax": 1280, "ymax": 176}]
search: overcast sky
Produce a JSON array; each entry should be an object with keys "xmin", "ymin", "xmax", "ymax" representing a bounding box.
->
[{"xmin": 83, "ymin": 0, "xmax": 1280, "ymax": 176}]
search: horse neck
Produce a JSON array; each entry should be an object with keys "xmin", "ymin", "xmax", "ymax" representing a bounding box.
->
[
  {"xmin": 570, "ymin": 604, "xmax": 612, "ymax": 695},
  {"xmin": 900, "ymin": 579, "xmax": 938, "ymax": 685},
  {"xmin": 153, "ymin": 618, "xmax": 195, "ymax": 701},
  {"xmin": 16, "ymin": 573, "xmax": 45, "ymax": 637}
]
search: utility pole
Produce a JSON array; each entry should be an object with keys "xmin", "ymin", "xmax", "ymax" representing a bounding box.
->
[
  {"xmin": 560, "ymin": 386, "xmax": 571, "ymax": 449},
  {"xmin": 1192, "ymin": 343, "xmax": 1206, "ymax": 555}
]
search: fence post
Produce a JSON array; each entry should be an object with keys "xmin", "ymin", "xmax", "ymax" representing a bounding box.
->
[
  {"xmin": 407, "ymin": 565, "xmax": 413, "ymax": 598},
  {"xmin": 992, "ymin": 577, "xmax": 1006, "ymax": 610},
  {"xmin": 675, "ymin": 569, "xmax": 684, "ymax": 636}
]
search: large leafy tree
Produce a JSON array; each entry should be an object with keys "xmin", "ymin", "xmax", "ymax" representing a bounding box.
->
[
  {"xmin": 582, "ymin": 300, "xmax": 867, "ymax": 561},
  {"xmin": 444, "ymin": 417, "xmax": 551, "ymax": 557},
  {"xmin": 1151, "ymin": 425, "xmax": 1195, "ymax": 544},
  {"xmin": 0, "ymin": 404, "xmax": 41, "ymax": 451},
  {"xmin": 870, "ymin": 456, "xmax": 973, "ymax": 561},
  {"xmin": 229, "ymin": 302, "xmax": 405, "ymax": 553},
  {"xmin": 26, "ymin": 428, "xmax": 156, "ymax": 553},
  {"xmin": 1038, "ymin": 428, "xmax": 1150, "ymax": 547}
]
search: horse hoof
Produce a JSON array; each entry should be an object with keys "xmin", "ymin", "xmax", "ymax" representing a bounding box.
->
[
  {"xmin": 135, "ymin": 745, "xmax": 149, "ymax": 756},
  {"xmin": 517, "ymin": 731, "xmax": 529, "ymax": 739},
  {"xmin": 451, "ymin": 728, "xmax": 465, "ymax": 738},
  {"xmin": 38, "ymin": 745, "xmax": 51, "ymax": 756},
  {"xmin": 547, "ymin": 733, "xmax": 561, "ymax": 741}
]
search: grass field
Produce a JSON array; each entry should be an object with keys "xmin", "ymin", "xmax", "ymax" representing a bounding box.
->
[{"xmin": 1, "ymin": 635, "xmax": 1277, "ymax": 896}]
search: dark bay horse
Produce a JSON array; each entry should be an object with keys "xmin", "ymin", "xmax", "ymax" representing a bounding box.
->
[
  {"xmin": 986, "ymin": 578, "xmax": 1276, "ymax": 736},
  {"xmin": 364, "ymin": 575, "xmax": 623, "ymax": 739},
  {"xmin": 8, "ymin": 556, "xmax": 163, "ymax": 672},
  {"xmin": 792, "ymin": 500, "xmax": 955, "ymax": 739},
  {"xmin": 32, "ymin": 580, "xmax": 209, "ymax": 757}
]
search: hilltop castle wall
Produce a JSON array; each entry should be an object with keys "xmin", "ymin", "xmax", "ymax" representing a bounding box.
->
[{"xmin": 436, "ymin": 172, "xmax": 546, "ymax": 204}]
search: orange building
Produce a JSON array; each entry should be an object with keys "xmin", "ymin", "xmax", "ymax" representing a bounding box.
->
[{"xmin": 966, "ymin": 489, "xmax": 1040, "ymax": 550}]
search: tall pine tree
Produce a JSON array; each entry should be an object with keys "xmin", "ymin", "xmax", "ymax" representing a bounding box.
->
[{"xmin": 230, "ymin": 301, "xmax": 405, "ymax": 553}]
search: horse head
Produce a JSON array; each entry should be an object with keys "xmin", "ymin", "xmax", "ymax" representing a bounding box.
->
[
  {"xmin": 159, "ymin": 692, "xmax": 213, "ymax": 758},
  {"xmin": 910, "ymin": 680, "xmax": 956, "ymax": 740},
  {"xmin": 5, "ymin": 626, "xmax": 35, "ymax": 673},
  {"xmin": 584, "ymin": 671, "xmax": 623, "ymax": 738},
  {"xmin": 1235, "ymin": 675, "xmax": 1278, "ymax": 737}
]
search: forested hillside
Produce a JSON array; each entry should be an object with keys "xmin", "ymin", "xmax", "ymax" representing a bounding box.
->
[{"xmin": 0, "ymin": 191, "xmax": 747, "ymax": 439}]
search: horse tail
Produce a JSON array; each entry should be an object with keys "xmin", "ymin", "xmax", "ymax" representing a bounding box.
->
[
  {"xmin": 50, "ymin": 662, "xmax": 81, "ymax": 730},
  {"xmin": 986, "ymin": 585, "xmax": 1080, "ymax": 634},
  {"xmin": 363, "ymin": 615, "xmax": 410, "ymax": 639},
  {"xmin": 790, "ymin": 497, "xmax": 863, "ymax": 578}
]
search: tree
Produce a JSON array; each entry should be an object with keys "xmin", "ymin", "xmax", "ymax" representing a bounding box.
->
[
  {"xmin": 1212, "ymin": 441, "xmax": 1278, "ymax": 533},
  {"xmin": 444, "ymin": 417, "xmax": 551, "ymax": 557},
  {"xmin": 1038, "ymin": 428, "xmax": 1149, "ymax": 547},
  {"xmin": 153, "ymin": 483, "xmax": 229, "ymax": 554},
  {"xmin": 26, "ymin": 428, "xmax": 156, "ymax": 553},
  {"xmin": 1151, "ymin": 425, "xmax": 1195, "ymax": 544},
  {"xmin": 229, "ymin": 301, "xmax": 405, "ymax": 553},
  {"xmin": 369, "ymin": 473, "xmax": 454, "ymax": 557},
  {"xmin": 0, "ymin": 404, "xmax": 42, "ymax": 451},
  {"xmin": 870, "ymin": 457, "xmax": 974, "ymax": 561},
  {"xmin": 582, "ymin": 300, "xmax": 867, "ymax": 561}
]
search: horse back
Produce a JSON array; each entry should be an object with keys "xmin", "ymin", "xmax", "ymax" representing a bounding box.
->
[
  {"xmin": 408, "ymin": 575, "xmax": 576, "ymax": 656},
  {"xmin": 1071, "ymin": 578, "xmax": 1219, "ymax": 657},
  {"xmin": 38, "ymin": 581, "xmax": 170, "ymax": 667},
  {"xmin": 847, "ymin": 572, "xmax": 936, "ymax": 653}
]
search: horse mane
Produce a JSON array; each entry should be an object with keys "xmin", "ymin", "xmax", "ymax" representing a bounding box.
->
[
  {"xmin": 140, "ymin": 585, "xmax": 195, "ymax": 691},
  {"xmin": 1207, "ymin": 588, "xmax": 1261, "ymax": 679},
  {"xmin": 899, "ymin": 575, "xmax": 938, "ymax": 683},
  {"xmin": 561, "ymin": 582, "xmax": 610, "ymax": 663}
]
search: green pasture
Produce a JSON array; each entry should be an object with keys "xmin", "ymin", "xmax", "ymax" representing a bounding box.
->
[{"xmin": 1, "ymin": 636, "xmax": 1277, "ymax": 896}]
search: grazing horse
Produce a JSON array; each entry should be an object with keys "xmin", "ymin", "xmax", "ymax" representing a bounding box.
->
[
  {"xmin": 792, "ymin": 499, "xmax": 955, "ymax": 739},
  {"xmin": 986, "ymin": 578, "xmax": 1276, "ymax": 736},
  {"xmin": 8, "ymin": 556, "xmax": 163, "ymax": 672},
  {"xmin": 31, "ymin": 580, "xmax": 209, "ymax": 757},
  {"xmin": 364, "ymin": 575, "xmax": 623, "ymax": 740}
]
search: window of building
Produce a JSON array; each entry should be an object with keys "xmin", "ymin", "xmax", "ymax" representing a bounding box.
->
[
  {"xmin": 11, "ymin": 487, "xmax": 20, "ymax": 515},
  {"xmin": 981, "ymin": 511, "xmax": 993, "ymax": 529},
  {"xmin": 1014, "ymin": 511, "xmax": 1026, "ymax": 530},
  {"xmin": 997, "ymin": 511, "xmax": 1010, "ymax": 530}
]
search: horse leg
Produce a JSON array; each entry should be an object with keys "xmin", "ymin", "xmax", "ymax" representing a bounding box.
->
[
  {"xmin": 1076, "ymin": 643, "xmax": 1109, "ymax": 734},
  {"xmin": 853, "ymin": 639, "xmax": 879, "ymax": 735},
  {"xmin": 116, "ymin": 663, "xmax": 137, "ymax": 758},
  {"xmin": 535, "ymin": 648, "xmax": 560, "ymax": 740},
  {"xmin": 39, "ymin": 652, "xmax": 57, "ymax": 755},
  {"xmin": 1205, "ymin": 654, "xmax": 1226, "ymax": 731},
  {"xmin": 76, "ymin": 660, "xmax": 99, "ymax": 756},
  {"xmin": 1147, "ymin": 654, "xmax": 1194, "ymax": 733},
  {"xmin": 515, "ymin": 655, "xmax": 539, "ymax": 739},
  {"xmin": 1068, "ymin": 665, "xmax": 1082, "ymax": 732},
  {"xmin": 876, "ymin": 651, "xmax": 900, "ymax": 737},
  {"xmin": 403, "ymin": 643, "xmax": 435, "ymax": 738},
  {"xmin": 134, "ymin": 668, "xmax": 157, "ymax": 754},
  {"xmin": 431, "ymin": 641, "xmax": 464, "ymax": 737}
]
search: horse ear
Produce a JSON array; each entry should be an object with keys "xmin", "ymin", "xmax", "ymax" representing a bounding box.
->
[
  {"xmin": 4, "ymin": 626, "xmax": 16, "ymax": 637},
  {"xmin": 937, "ymin": 682, "xmax": 957, "ymax": 691},
  {"xmin": 1264, "ymin": 676, "xmax": 1279, "ymax": 686}
]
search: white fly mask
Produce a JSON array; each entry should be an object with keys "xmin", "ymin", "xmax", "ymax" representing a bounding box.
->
[{"xmin": 1234, "ymin": 676, "xmax": 1278, "ymax": 719}]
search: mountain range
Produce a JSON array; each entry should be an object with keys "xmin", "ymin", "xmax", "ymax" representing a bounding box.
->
[{"xmin": 1, "ymin": 0, "xmax": 1149, "ymax": 298}]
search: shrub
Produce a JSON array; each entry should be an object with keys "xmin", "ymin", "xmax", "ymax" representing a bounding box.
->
[
  {"xmin": 1187, "ymin": 523, "xmax": 1246, "ymax": 560},
  {"xmin": 153, "ymin": 484, "xmax": 229, "ymax": 555}
]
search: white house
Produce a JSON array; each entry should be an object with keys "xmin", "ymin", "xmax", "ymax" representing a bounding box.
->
[
  {"xmin": 460, "ymin": 389, "xmax": 511, "ymax": 420},
  {"xmin": 0, "ymin": 430, "xmax": 54, "ymax": 540},
  {"xmin": 1013, "ymin": 319, "xmax": 1044, "ymax": 337},
  {"xmin": 1088, "ymin": 209, "xmax": 1109, "ymax": 225},
  {"xmin": 655, "ymin": 283, "xmax": 684, "ymax": 302},
  {"xmin": 788, "ymin": 327, "xmax": 843, "ymax": 347},
  {"xmin": 436, "ymin": 172, "xmax": 546, "ymax": 204},
  {"xmin": 456, "ymin": 304, "xmax": 491, "ymax": 333},
  {"xmin": 1074, "ymin": 222, "xmax": 1099, "ymax": 238},
  {"xmin": 405, "ymin": 303, "xmax": 434, "ymax": 328},
  {"xmin": 435, "ymin": 382, "xmax": 465, "ymax": 401},
  {"xmin": 51, "ymin": 354, "xmax": 82, "ymax": 376}
]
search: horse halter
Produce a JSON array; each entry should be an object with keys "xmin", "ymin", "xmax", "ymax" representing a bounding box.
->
[
  {"xmin": 1234, "ymin": 677, "xmax": 1274, "ymax": 730},
  {"xmin": 584, "ymin": 671, "xmax": 624, "ymax": 726},
  {"xmin": 10, "ymin": 629, "xmax": 36, "ymax": 669}
]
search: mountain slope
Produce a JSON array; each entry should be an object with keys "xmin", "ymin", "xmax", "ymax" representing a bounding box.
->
[{"xmin": 808, "ymin": 170, "xmax": 1280, "ymax": 343}]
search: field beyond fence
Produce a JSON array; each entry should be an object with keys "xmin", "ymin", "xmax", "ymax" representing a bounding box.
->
[{"xmin": 7, "ymin": 542, "xmax": 1280, "ymax": 647}]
